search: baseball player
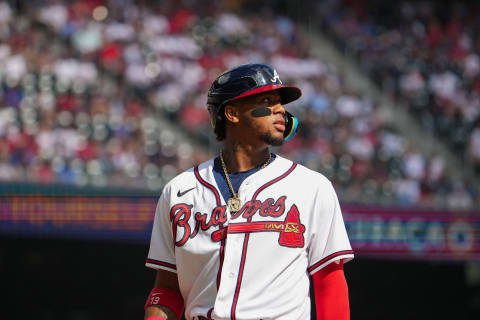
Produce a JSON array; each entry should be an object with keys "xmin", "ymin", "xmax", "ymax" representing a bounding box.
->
[{"xmin": 144, "ymin": 63, "xmax": 354, "ymax": 320}]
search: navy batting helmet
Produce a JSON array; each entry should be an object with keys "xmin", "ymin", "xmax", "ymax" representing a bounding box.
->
[{"xmin": 207, "ymin": 63, "xmax": 301, "ymax": 141}]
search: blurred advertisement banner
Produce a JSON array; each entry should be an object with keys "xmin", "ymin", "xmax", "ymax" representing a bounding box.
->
[
  {"xmin": 1, "ymin": 196, "xmax": 479, "ymax": 261},
  {"xmin": 343, "ymin": 205, "xmax": 480, "ymax": 261},
  {"xmin": 0, "ymin": 196, "xmax": 157, "ymax": 240}
]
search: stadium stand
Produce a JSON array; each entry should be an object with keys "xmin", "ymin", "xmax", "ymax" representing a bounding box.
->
[
  {"xmin": 316, "ymin": 0, "xmax": 480, "ymax": 173},
  {"xmin": 0, "ymin": 0, "xmax": 478, "ymax": 209}
]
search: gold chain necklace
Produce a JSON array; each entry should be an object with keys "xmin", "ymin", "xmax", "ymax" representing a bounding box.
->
[{"xmin": 220, "ymin": 150, "xmax": 271, "ymax": 213}]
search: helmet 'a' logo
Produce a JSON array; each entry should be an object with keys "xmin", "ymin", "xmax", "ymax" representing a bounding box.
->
[{"xmin": 271, "ymin": 69, "xmax": 282, "ymax": 84}]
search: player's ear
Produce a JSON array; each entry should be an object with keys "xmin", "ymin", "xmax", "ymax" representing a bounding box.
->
[{"xmin": 224, "ymin": 104, "xmax": 240, "ymax": 124}]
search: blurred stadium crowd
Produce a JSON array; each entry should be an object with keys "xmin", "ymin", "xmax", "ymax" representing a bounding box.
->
[
  {"xmin": 318, "ymin": 0, "xmax": 480, "ymax": 173},
  {"xmin": 0, "ymin": 0, "xmax": 478, "ymax": 209}
]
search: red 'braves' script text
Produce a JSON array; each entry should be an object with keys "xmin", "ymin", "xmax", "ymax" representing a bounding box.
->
[{"xmin": 170, "ymin": 196, "xmax": 287, "ymax": 246}]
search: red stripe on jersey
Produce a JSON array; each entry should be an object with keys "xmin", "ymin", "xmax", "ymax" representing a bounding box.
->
[
  {"xmin": 207, "ymin": 307, "xmax": 213, "ymax": 319},
  {"xmin": 252, "ymin": 163, "xmax": 297, "ymax": 200},
  {"xmin": 307, "ymin": 250, "xmax": 354, "ymax": 273},
  {"xmin": 217, "ymin": 238, "xmax": 225, "ymax": 289},
  {"xmin": 194, "ymin": 166, "xmax": 221, "ymax": 206},
  {"xmin": 145, "ymin": 258, "xmax": 176, "ymax": 270},
  {"xmin": 227, "ymin": 221, "xmax": 305, "ymax": 234},
  {"xmin": 194, "ymin": 165, "xmax": 226, "ymax": 293},
  {"xmin": 230, "ymin": 162, "xmax": 297, "ymax": 320}
]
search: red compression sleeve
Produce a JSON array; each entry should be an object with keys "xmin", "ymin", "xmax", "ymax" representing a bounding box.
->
[
  {"xmin": 312, "ymin": 260, "xmax": 350, "ymax": 320},
  {"xmin": 145, "ymin": 287, "xmax": 184, "ymax": 320}
]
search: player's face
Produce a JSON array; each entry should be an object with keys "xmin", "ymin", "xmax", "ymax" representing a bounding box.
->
[{"xmin": 236, "ymin": 91, "xmax": 286, "ymax": 146}]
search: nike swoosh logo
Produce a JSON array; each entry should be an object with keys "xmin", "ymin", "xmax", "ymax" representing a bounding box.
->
[{"xmin": 177, "ymin": 187, "xmax": 195, "ymax": 197}]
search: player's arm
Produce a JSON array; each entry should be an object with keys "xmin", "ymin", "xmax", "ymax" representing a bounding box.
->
[
  {"xmin": 144, "ymin": 269, "xmax": 184, "ymax": 320},
  {"xmin": 308, "ymin": 180, "xmax": 353, "ymax": 319},
  {"xmin": 312, "ymin": 260, "xmax": 350, "ymax": 320}
]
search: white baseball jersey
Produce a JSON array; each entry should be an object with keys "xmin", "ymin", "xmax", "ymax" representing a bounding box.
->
[{"xmin": 146, "ymin": 155, "xmax": 354, "ymax": 320}]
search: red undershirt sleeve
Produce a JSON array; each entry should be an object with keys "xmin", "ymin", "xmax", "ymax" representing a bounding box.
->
[{"xmin": 311, "ymin": 260, "xmax": 350, "ymax": 320}]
